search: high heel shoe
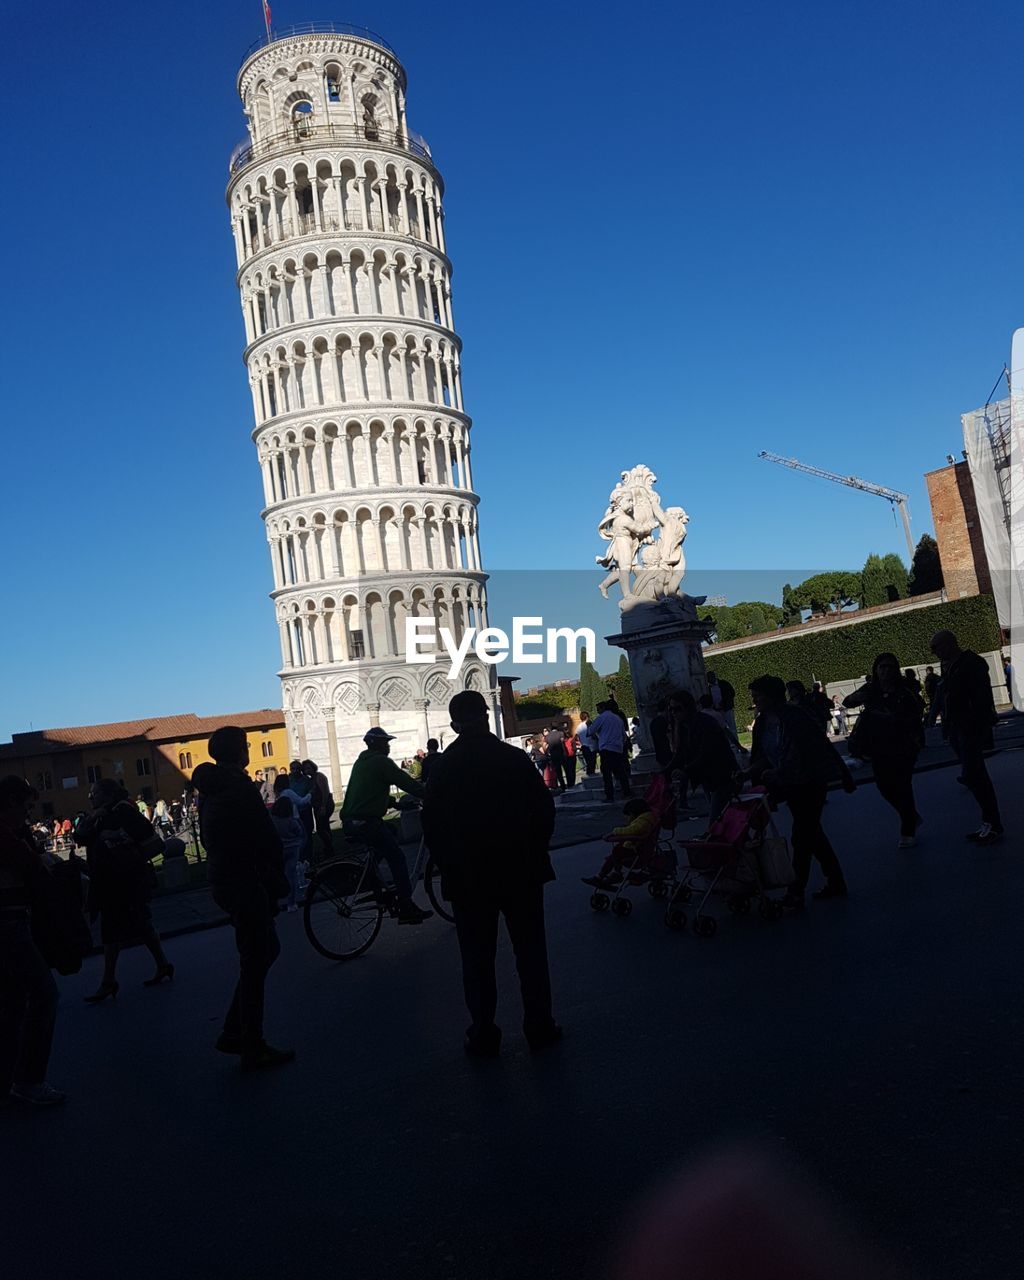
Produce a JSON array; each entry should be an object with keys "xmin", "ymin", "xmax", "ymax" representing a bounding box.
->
[
  {"xmin": 143, "ymin": 964, "xmax": 175, "ymax": 987},
  {"xmin": 84, "ymin": 981, "xmax": 119, "ymax": 1004}
]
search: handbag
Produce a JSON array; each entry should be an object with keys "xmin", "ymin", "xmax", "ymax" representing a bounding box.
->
[{"xmin": 757, "ymin": 836, "xmax": 795, "ymax": 888}]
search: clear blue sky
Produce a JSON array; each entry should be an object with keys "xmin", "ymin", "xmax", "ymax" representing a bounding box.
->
[{"xmin": 1, "ymin": 0, "xmax": 1020, "ymax": 738}]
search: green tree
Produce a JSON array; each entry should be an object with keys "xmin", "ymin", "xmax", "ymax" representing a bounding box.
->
[
  {"xmin": 781, "ymin": 583, "xmax": 802, "ymax": 625},
  {"xmin": 789, "ymin": 571, "xmax": 861, "ymax": 617},
  {"xmin": 700, "ymin": 601, "xmax": 783, "ymax": 642},
  {"xmin": 880, "ymin": 553, "xmax": 909, "ymax": 601},
  {"xmin": 860, "ymin": 554, "xmax": 887, "ymax": 607},
  {"xmin": 610, "ymin": 653, "xmax": 637, "ymax": 716},
  {"xmin": 577, "ymin": 656, "xmax": 601, "ymax": 716},
  {"xmin": 909, "ymin": 535, "xmax": 943, "ymax": 595}
]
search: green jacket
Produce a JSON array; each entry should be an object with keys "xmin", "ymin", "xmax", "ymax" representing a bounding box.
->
[{"xmin": 340, "ymin": 750, "xmax": 424, "ymax": 820}]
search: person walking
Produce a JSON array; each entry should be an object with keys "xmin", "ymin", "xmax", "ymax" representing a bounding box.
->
[
  {"xmin": 74, "ymin": 779, "xmax": 173, "ymax": 1001},
  {"xmin": 0, "ymin": 776, "xmax": 65, "ymax": 1107},
  {"xmin": 843, "ymin": 654, "xmax": 924, "ymax": 847},
  {"xmin": 422, "ymin": 690, "xmax": 560, "ymax": 1058},
  {"xmin": 271, "ymin": 775, "xmax": 307, "ymax": 910},
  {"xmin": 420, "ymin": 739, "xmax": 442, "ymax": 786},
  {"xmin": 544, "ymin": 725, "xmax": 568, "ymax": 794},
  {"xmin": 253, "ymin": 769, "xmax": 274, "ymax": 807},
  {"xmin": 576, "ymin": 713, "xmax": 598, "ymax": 776},
  {"xmin": 707, "ymin": 671, "xmax": 738, "ymax": 743},
  {"xmin": 339, "ymin": 728, "xmax": 433, "ymax": 923},
  {"xmin": 747, "ymin": 675, "xmax": 856, "ymax": 909},
  {"xmin": 929, "ymin": 630, "xmax": 1003, "ymax": 844},
  {"xmin": 563, "ymin": 728, "xmax": 578, "ymax": 788},
  {"xmin": 302, "ymin": 760, "xmax": 334, "ymax": 860},
  {"xmin": 591, "ymin": 700, "xmax": 632, "ymax": 803},
  {"xmin": 193, "ymin": 726, "xmax": 294, "ymax": 1070},
  {"xmin": 830, "ymin": 695, "xmax": 848, "ymax": 738},
  {"xmin": 287, "ymin": 760, "xmax": 315, "ymax": 859},
  {"xmin": 667, "ymin": 692, "xmax": 736, "ymax": 823},
  {"xmin": 922, "ymin": 665, "xmax": 940, "ymax": 728},
  {"xmin": 648, "ymin": 701, "xmax": 673, "ymax": 769}
]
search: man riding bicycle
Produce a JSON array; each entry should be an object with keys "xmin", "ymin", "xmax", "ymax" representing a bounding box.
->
[{"xmin": 339, "ymin": 728, "xmax": 433, "ymax": 924}]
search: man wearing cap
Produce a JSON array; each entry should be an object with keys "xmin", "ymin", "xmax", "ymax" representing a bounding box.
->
[
  {"xmin": 340, "ymin": 728, "xmax": 432, "ymax": 923},
  {"xmin": 422, "ymin": 690, "xmax": 561, "ymax": 1057}
]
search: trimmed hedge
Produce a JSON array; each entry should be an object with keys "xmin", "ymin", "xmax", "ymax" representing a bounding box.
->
[
  {"xmin": 513, "ymin": 595, "xmax": 1000, "ymax": 723},
  {"xmin": 705, "ymin": 594, "xmax": 1000, "ymax": 697}
]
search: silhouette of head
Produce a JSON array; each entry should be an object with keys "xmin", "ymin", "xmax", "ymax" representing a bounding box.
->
[
  {"xmin": 90, "ymin": 778, "xmax": 131, "ymax": 809},
  {"xmin": 426, "ymin": 738, "xmax": 439, "ymax": 752},
  {"xmin": 449, "ymin": 690, "xmax": 489, "ymax": 735},
  {"xmin": 930, "ymin": 630, "xmax": 959, "ymax": 662},
  {"xmin": 363, "ymin": 728, "xmax": 394, "ymax": 754},
  {"xmin": 209, "ymin": 726, "xmax": 249, "ymax": 767},
  {"xmin": 0, "ymin": 775, "xmax": 37, "ymax": 827},
  {"xmin": 750, "ymin": 676, "xmax": 787, "ymax": 710}
]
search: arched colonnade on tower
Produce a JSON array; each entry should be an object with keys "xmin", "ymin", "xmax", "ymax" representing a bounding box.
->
[
  {"xmin": 231, "ymin": 156, "xmax": 445, "ymax": 266},
  {"xmin": 248, "ymin": 325, "xmax": 463, "ymax": 424},
  {"xmin": 276, "ymin": 578, "xmax": 487, "ymax": 670},
  {"xmin": 257, "ymin": 414, "xmax": 473, "ymax": 502}
]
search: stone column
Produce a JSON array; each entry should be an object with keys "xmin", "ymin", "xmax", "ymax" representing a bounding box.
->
[
  {"xmin": 291, "ymin": 709, "xmax": 308, "ymax": 759},
  {"xmin": 414, "ymin": 698, "xmax": 431, "ymax": 743},
  {"xmin": 323, "ymin": 704, "xmax": 342, "ymax": 798},
  {"xmin": 286, "ymin": 182, "xmax": 300, "ymax": 238}
]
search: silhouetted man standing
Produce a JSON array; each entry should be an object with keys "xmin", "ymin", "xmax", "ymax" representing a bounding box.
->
[
  {"xmin": 422, "ymin": 691, "xmax": 561, "ymax": 1058},
  {"xmin": 930, "ymin": 629, "xmax": 1003, "ymax": 843},
  {"xmin": 193, "ymin": 727, "xmax": 293, "ymax": 1071}
]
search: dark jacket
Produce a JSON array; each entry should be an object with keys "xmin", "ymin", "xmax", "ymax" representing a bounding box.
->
[
  {"xmin": 750, "ymin": 704, "xmax": 853, "ymax": 791},
  {"xmin": 843, "ymin": 681, "xmax": 923, "ymax": 762},
  {"xmin": 192, "ymin": 763, "xmax": 285, "ymax": 895},
  {"xmin": 74, "ymin": 799, "xmax": 159, "ymax": 915},
  {"xmin": 942, "ymin": 650, "xmax": 997, "ymax": 748},
  {"xmin": 421, "ymin": 731, "xmax": 555, "ymax": 901},
  {"xmin": 666, "ymin": 713, "xmax": 735, "ymax": 787},
  {"xmin": 0, "ymin": 824, "xmax": 49, "ymax": 914}
]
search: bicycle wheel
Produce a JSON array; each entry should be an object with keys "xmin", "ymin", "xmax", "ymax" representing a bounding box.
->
[
  {"xmin": 423, "ymin": 854, "xmax": 455, "ymax": 924},
  {"xmin": 304, "ymin": 858, "xmax": 383, "ymax": 960}
]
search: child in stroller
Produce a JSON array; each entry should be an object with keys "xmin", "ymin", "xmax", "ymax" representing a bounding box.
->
[{"xmin": 582, "ymin": 775, "xmax": 678, "ymax": 889}]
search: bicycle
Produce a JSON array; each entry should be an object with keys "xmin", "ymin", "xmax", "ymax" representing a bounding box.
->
[{"xmin": 303, "ymin": 833, "xmax": 454, "ymax": 961}]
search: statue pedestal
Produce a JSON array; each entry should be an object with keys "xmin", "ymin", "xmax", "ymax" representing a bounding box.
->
[{"xmin": 606, "ymin": 598, "xmax": 714, "ymax": 777}]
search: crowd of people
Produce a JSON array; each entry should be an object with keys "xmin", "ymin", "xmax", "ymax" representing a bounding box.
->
[{"xmin": 0, "ymin": 629, "xmax": 1009, "ymax": 1104}]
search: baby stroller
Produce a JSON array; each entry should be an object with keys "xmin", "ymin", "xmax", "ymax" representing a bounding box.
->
[
  {"xmin": 589, "ymin": 774, "xmax": 678, "ymax": 918},
  {"xmin": 665, "ymin": 789, "xmax": 791, "ymax": 937}
]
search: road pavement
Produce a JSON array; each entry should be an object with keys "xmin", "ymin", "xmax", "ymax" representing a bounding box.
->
[{"xmin": 7, "ymin": 751, "xmax": 1023, "ymax": 1279}]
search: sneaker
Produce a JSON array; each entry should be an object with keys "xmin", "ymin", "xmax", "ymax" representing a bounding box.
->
[
  {"xmin": 965, "ymin": 824, "xmax": 997, "ymax": 842},
  {"xmin": 397, "ymin": 903, "xmax": 434, "ymax": 925},
  {"xmin": 215, "ymin": 1032, "xmax": 243, "ymax": 1055},
  {"xmin": 973, "ymin": 826, "xmax": 1004, "ymax": 847},
  {"xmin": 526, "ymin": 1023, "xmax": 563, "ymax": 1052},
  {"xmin": 10, "ymin": 1082, "xmax": 67, "ymax": 1107},
  {"xmin": 897, "ymin": 837, "xmax": 917, "ymax": 849},
  {"xmin": 812, "ymin": 882, "xmax": 849, "ymax": 900},
  {"xmin": 240, "ymin": 1043, "xmax": 295, "ymax": 1072}
]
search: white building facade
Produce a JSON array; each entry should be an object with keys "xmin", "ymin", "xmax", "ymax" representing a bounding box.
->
[{"xmin": 226, "ymin": 22, "xmax": 495, "ymax": 788}]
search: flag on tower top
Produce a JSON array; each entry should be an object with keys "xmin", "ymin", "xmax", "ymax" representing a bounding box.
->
[{"xmin": 263, "ymin": 1, "xmax": 272, "ymax": 37}]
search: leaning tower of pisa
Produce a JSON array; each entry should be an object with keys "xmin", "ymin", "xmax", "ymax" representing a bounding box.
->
[{"xmin": 226, "ymin": 22, "xmax": 495, "ymax": 790}]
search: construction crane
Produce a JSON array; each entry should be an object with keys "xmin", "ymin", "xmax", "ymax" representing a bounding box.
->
[{"xmin": 757, "ymin": 451, "xmax": 914, "ymax": 561}]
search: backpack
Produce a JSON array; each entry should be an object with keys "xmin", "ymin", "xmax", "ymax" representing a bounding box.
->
[{"xmin": 31, "ymin": 858, "xmax": 93, "ymax": 975}]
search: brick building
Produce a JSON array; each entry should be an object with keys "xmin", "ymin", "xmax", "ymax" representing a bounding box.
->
[
  {"xmin": 924, "ymin": 461, "xmax": 992, "ymax": 599},
  {"xmin": 0, "ymin": 710, "xmax": 287, "ymax": 820}
]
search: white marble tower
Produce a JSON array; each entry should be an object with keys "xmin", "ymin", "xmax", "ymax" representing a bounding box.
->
[{"xmin": 226, "ymin": 22, "xmax": 494, "ymax": 789}]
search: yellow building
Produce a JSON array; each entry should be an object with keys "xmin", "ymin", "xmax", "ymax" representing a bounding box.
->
[{"xmin": 0, "ymin": 710, "xmax": 288, "ymax": 819}]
